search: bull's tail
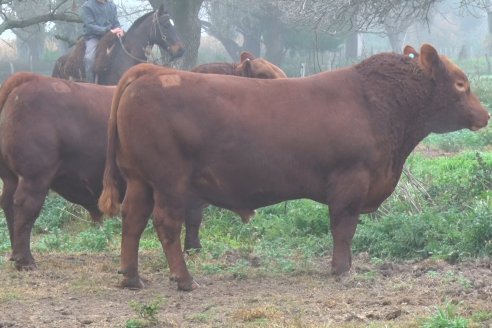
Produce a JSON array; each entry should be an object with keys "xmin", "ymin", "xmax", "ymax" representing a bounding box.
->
[
  {"xmin": 0, "ymin": 72, "xmax": 42, "ymax": 114},
  {"xmin": 98, "ymin": 64, "xmax": 157, "ymax": 216}
]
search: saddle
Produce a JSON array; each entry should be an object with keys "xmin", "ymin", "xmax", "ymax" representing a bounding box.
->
[{"xmin": 52, "ymin": 32, "xmax": 118, "ymax": 82}]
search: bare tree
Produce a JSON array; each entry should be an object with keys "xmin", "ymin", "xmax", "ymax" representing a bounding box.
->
[{"xmin": 0, "ymin": 0, "xmax": 80, "ymax": 36}]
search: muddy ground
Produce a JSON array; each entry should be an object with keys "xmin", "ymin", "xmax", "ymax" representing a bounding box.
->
[{"xmin": 0, "ymin": 251, "xmax": 491, "ymax": 327}]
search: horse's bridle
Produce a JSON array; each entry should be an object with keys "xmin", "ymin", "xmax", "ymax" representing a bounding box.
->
[
  {"xmin": 117, "ymin": 11, "xmax": 173, "ymax": 64},
  {"xmin": 152, "ymin": 11, "xmax": 172, "ymax": 46}
]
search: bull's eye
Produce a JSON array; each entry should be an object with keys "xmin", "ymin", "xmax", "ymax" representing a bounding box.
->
[{"xmin": 455, "ymin": 81, "xmax": 466, "ymax": 92}]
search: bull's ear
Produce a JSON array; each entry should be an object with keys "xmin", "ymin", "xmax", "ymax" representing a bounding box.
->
[
  {"xmin": 419, "ymin": 44, "xmax": 441, "ymax": 77},
  {"xmin": 403, "ymin": 45, "xmax": 418, "ymax": 59},
  {"xmin": 240, "ymin": 51, "xmax": 255, "ymax": 62},
  {"xmin": 242, "ymin": 59, "xmax": 253, "ymax": 77}
]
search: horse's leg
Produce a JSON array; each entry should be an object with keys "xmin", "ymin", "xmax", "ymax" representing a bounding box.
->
[
  {"xmin": 152, "ymin": 191, "xmax": 197, "ymax": 291},
  {"xmin": 11, "ymin": 176, "xmax": 51, "ymax": 270},
  {"xmin": 119, "ymin": 179, "xmax": 153, "ymax": 289}
]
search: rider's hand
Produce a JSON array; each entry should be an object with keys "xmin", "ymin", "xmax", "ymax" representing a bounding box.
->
[{"xmin": 111, "ymin": 27, "xmax": 124, "ymax": 38}]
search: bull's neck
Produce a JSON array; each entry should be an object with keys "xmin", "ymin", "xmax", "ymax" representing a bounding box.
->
[{"xmin": 355, "ymin": 54, "xmax": 434, "ymax": 171}]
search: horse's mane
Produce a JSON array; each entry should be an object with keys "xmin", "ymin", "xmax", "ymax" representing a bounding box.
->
[{"xmin": 126, "ymin": 10, "xmax": 156, "ymax": 35}]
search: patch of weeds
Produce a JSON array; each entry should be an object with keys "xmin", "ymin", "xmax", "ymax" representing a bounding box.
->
[
  {"xmin": 233, "ymin": 305, "xmax": 280, "ymax": 323},
  {"xmin": 356, "ymin": 270, "xmax": 378, "ymax": 282},
  {"xmin": 230, "ymin": 259, "xmax": 250, "ymax": 280},
  {"xmin": 0, "ymin": 217, "xmax": 11, "ymax": 254},
  {"xmin": 426, "ymin": 270, "xmax": 440, "ymax": 278},
  {"xmin": 471, "ymin": 310, "xmax": 492, "ymax": 323},
  {"xmin": 71, "ymin": 219, "xmax": 120, "ymax": 252},
  {"xmin": 370, "ymin": 257, "xmax": 385, "ymax": 265},
  {"xmin": 0, "ymin": 291, "xmax": 20, "ymax": 303},
  {"xmin": 199, "ymin": 262, "xmax": 225, "ymax": 275},
  {"xmin": 34, "ymin": 196, "xmax": 81, "ymax": 233},
  {"xmin": 190, "ymin": 305, "xmax": 216, "ymax": 323},
  {"xmin": 35, "ymin": 228, "xmax": 70, "ymax": 252},
  {"xmin": 422, "ymin": 302, "xmax": 468, "ymax": 328},
  {"xmin": 126, "ymin": 297, "xmax": 165, "ymax": 328},
  {"xmin": 445, "ymin": 271, "xmax": 473, "ymax": 290}
]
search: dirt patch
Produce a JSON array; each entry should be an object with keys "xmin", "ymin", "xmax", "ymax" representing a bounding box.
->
[{"xmin": 0, "ymin": 252, "xmax": 491, "ymax": 327}]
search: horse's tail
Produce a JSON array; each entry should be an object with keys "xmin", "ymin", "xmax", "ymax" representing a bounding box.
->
[
  {"xmin": 98, "ymin": 64, "xmax": 156, "ymax": 216},
  {"xmin": 51, "ymin": 54, "xmax": 66, "ymax": 78},
  {"xmin": 0, "ymin": 72, "xmax": 42, "ymax": 114}
]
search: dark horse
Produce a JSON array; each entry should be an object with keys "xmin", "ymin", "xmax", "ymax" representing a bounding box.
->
[{"xmin": 52, "ymin": 4, "xmax": 184, "ymax": 85}]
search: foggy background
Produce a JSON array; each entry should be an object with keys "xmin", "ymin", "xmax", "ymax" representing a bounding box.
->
[{"xmin": 0, "ymin": 0, "xmax": 491, "ymax": 81}]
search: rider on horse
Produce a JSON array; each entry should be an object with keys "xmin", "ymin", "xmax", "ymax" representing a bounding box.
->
[{"xmin": 81, "ymin": 0, "xmax": 124, "ymax": 82}]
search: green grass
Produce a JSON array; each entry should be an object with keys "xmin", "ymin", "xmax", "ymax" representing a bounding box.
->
[{"xmin": 421, "ymin": 302, "xmax": 469, "ymax": 328}]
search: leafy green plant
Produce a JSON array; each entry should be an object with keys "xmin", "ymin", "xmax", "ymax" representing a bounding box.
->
[
  {"xmin": 422, "ymin": 302, "xmax": 468, "ymax": 328},
  {"xmin": 126, "ymin": 297, "xmax": 164, "ymax": 328}
]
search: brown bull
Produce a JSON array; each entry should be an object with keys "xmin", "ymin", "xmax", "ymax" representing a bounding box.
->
[
  {"xmin": 191, "ymin": 51, "xmax": 287, "ymax": 79},
  {"xmin": 0, "ymin": 74, "xmax": 117, "ymax": 269},
  {"xmin": 99, "ymin": 44, "xmax": 489, "ymax": 291}
]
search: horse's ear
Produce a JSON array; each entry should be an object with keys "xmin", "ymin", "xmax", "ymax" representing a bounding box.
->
[
  {"xmin": 157, "ymin": 3, "xmax": 167, "ymax": 14},
  {"xmin": 240, "ymin": 51, "xmax": 255, "ymax": 62}
]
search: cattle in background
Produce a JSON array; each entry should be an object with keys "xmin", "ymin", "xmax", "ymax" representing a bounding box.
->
[
  {"xmin": 191, "ymin": 51, "xmax": 287, "ymax": 79},
  {"xmin": 99, "ymin": 44, "xmax": 489, "ymax": 291},
  {"xmin": 0, "ymin": 73, "xmax": 117, "ymax": 270}
]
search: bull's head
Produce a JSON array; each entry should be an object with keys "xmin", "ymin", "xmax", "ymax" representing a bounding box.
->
[
  {"xmin": 415, "ymin": 44, "xmax": 489, "ymax": 133},
  {"xmin": 235, "ymin": 52, "xmax": 287, "ymax": 79}
]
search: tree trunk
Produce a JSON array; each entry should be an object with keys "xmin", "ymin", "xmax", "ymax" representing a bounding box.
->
[
  {"xmin": 345, "ymin": 32, "xmax": 358, "ymax": 61},
  {"xmin": 262, "ymin": 17, "xmax": 284, "ymax": 65}
]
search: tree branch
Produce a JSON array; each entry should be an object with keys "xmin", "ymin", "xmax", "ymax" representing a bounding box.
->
[{"xmin": 0, "ymin": 12, "xmax": 81, "ymax": 36}]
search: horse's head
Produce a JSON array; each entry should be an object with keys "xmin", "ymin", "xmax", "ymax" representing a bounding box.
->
[{"xmin": 150, "ymin": 4, "xmax": 185, "ymax": 60}]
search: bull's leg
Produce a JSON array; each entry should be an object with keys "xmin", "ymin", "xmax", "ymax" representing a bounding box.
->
[
  {"xmin": 329, "ymin": 207, "xmax": 361, "ymax": 275},
  {"xmin": 11, "ymin": 177, "xmax": 50, "ymax": 270},
  {"xmin": 184, "ymin": 198, "xmax": 207, "ymax": 253},
  {"xmin": 328, "ymin": 172, "xmax": 369, "ymax": 275},
  {"xmin": 152, "ymin": 195, "xmax": 197, "ymax": 291},
  {"xmin": 0, "ymin": 174, "xmax": 19, "ymax": 258},
  {"xmin": 119, "ymin": 180, "xmax": 153, "ymax": 289}
]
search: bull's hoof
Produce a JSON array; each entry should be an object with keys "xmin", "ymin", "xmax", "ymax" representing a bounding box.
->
[
  {"xmin": 14, "ymin": 260, "xmax": 37, "ymax": 271},
  {"xmin": 177, "ymin": 279, "xmax": 200, "ymax": 291},
  {"xmin": 184, "ymin": 246, "xmax": 202, "ymax": 255},
  {"xmin": 169, "ymin": 273, "xmax": 178, "ymax": 282},
  {"xmin": 331, "ymin": 265, "xmax": 354, "ymax": 278},
  {"xmin": 120, "ymin": 276, "xmax": 145, "ymax": 290}
]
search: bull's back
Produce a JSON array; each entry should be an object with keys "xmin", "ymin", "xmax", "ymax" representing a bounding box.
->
[
  {"xmin": 115, "ymin": 67, "xmax": 377, "ymax": 207},
  {"xmin": 1, "ymin": 76, "xmax": 115, "ymax": 197}
]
